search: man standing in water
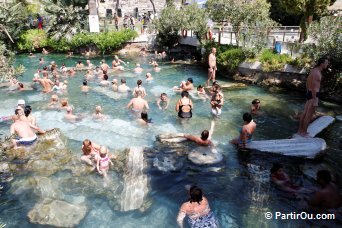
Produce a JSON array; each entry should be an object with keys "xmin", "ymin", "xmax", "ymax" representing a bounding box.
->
[
  {"xmin": 298, "ymin": 57, "xmax": 328, "ymax": 137},
  {"xmin": 126, "ymin": 91, "xmax": 149, "ymax": 112},
  {"xmin": 33, "ymin": 74, "xmax": 54, "ymax": 93},
  {"xmin": 207, "ymin": 48, "xmax": 217, "ymax": 87}
]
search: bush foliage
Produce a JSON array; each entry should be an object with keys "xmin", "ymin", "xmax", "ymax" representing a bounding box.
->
[{"xmin": 17, "ymin": 29, "xmax": 138, "ymax": 53}]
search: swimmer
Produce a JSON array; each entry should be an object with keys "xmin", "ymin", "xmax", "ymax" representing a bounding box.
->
[
  {"xmin": 10, "ymin": 109, "xmax": 44, "ymax": 149},
  {"xmin": 18, "ymin": 83, "xmax": 24, "ymax": 91},
  {"xmin": 68, "ymin": 68, "xmax": 76, "ymax": 76},
  {"xmin": 101, "ymin": 60, "xmax": 109, "ymax": 74},
  {"xmin": 60, "ymin": 63, "xmax": 67, "ymax": 73},
  {"xmin": 184, "ymin": 121, "xmax": 215, "ymax": 146},
  {"xmin": 22, "ymin": 105, "xmax": 37, "ymax": 126},
  {"xmin": 94, "ymin": 66, "xmax": 102, "ymax": 78},
  {"xmin": 145, "ymin": 72, "xmax": 153, "ymax": 82},
  {"xmin": 173, "ymin": 78, "xmax": 194, "ymax": 92},
  {"xmin": 52, "ymin": 79, "xmax": 61, "ymax": 91},
  {"xmin": 60, "ymin": 98, "xmax": 71, "ymax": 110},
  {"xmin": 39, "ymin": 58, "xmax": 44, "ymax": 65},
  {"xmin": 161, "ymin": 51, "xmax": 167, "ymax": 59},
  {"xmin": 81, "ymin": 139, "xmax": 101, "ymax": 168},
  {"xmin": 33, "ymin": 74, "xmax": 54, "ymax": 93},
  {"xmin": 42, "ymin": 48, "xmax": 49, "ymax": 55},
  {"xmin": 81, "ymin": 80, "xmax": 91, "ymax": 92},
  {"xmin": 153, "ymin": 63, "xmax": 161, "ymax": 72},
  {"xmin": 118, "ymin": 79, "xmax": 130, "ymax": 93},
  {"xmin": 17, "ymin": 99, "xmax": 26, "ymax": 111},
  {"xmin": 84, "ymin": 70, "xmax": 93, "ymax": 80},
  {"xmin": 66, "ymin": 51, "xmax": 73, "ymax": 57},
  {"xmin": 157, "ymin": 93, "xmax": 169, "ymax": 110},
  {"xmin": 250, "ymin": 99, "xmax": 261, "ymax": 115},
  {"xmin": 86, "ymin": 59, "xmax": 94, "ymax": 68},
  {"xmin": 48, "ymin": 94, "xmax": 60, "ymax": 109},
  {"xmin": 230, "ymin": 112, "xmax": 256, "ymax": 148},
  {"xmin": 76, "ymin": 60, "xmax": 84, "ymax": 68},
  {"xmin": 197, "ymin": 85, "xmax": 209, "ymax": 100},
  {"xmin": 111, "ymin": 79, "xmax": 118, "ymax": 92},
  {"xmin": 126, "ymin": 91, "xmax": 149, "ymax": 113},
  {"xmin": 41, "ymin": 66, "xmax": 49, "ymax": 78},
  {"xmin": 175, "ymin": 91, "xmax": 193, "ymax": 119},
  {"xmin": 28, "ymin": 52, "xmax": 35, "ymax": 57},
  {"xmin": 99, "ymin": 74, "xmax": 110, "ymax": 87},
  {"xmin": 177, "ymin": 186, "xmax": 219, "ymax": 228},
  {"xmin": 270, "ymin": 163, "xmax": 302, "ymax": 193},
  {"xmin": 61, "ymin": 80, "xmax": 68, "ymax": 90},
  {"xmin": 138, "ymin": 111, "xmax": 152, "ymax": 125},
  {"xmin": 134, "ymin": 63, "xmax": 144, "ymax": 73},
  {"xmin": 132, "ymin": 80, "xmax": 147, "ymax": 98},
  {"xmin": 210, "ymin": 89, "xmax": 224, "ymax": 117},
  {"xmin": 93, "ymin": 105, "xmax": 106, "ymax": 120},
  {"xmin": 96, "ymin": 146, "xmax": 113, "ymax": 179},
  {"xmin": 64, "ymin": 107, "xmax": 82, "ymax": 121},
  {"xmin": 309, "ymin": 170, "xmax": 341, "ymax": 212}
]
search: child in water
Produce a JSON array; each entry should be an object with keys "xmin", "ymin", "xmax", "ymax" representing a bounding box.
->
[{"xmin": 96, "ymin": 146, "xmax": 113, "ymax": 179}]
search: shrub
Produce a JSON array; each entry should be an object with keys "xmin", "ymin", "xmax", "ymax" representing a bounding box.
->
[
  {"xmin": 258, "ymin": 49, "xmax": 292, "ymax": 72},
  {"xmin": 17, "ymin": 29, "xmax": 49, "ymax": 52},
  {"xmin": 47, "ymin": 38, "xmax": 72, "ymax": 53},
  {"xmin": 217, "ymin": 48, "xmax": 247, "ymax": 72}
]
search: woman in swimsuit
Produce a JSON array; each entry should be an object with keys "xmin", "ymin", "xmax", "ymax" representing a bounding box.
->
[
  {"xmin": 175, "ymin": 91, "xmax": 193, "ymax": 119},
  {"xmin": 96, "ymin": 146, "xmax": 113, "ymax": 178},
  {"xmin": 177, "ymin": 186, "xmax": 219, "ymax": 228},
  {"xmin": 133, "ymin": 80, "xmax": 147, "ymax": 98},
  {"xmin": 81, "ymin": 139, "xmax": 101, "ymax": 168},
  {"xmin": 230, "ymin": 112, "xmax": 256, "ymax": 148}
]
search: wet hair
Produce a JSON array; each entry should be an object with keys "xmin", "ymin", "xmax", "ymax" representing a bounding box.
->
[
  {"xmin": 252, "ymin": 99, "xmax": 260, "ymax": 105},
  {"xmin": 43, "ymin": 66, "xmax": 47, "ymax": 70},
  {"xmin": 317, "ymin": 170, "xmax": 331, "ymax": 184},
  {"xmin": 197, "ymin": 85, "xmax": 203, "ymax": 90},
  {"xmin": 14, "ymin": 109, "xmax": 23, "ymax": 116},
  {"xmin": 201, "ymin": 130, "xmax": 210, "ymax": 140},
  {"xmin": 181, "ymin": 91, "xmax": 189, "ymax": 98},
  {"xmin": 141, "ymin": 111, "xmax": 149, "ymax": 123},
  {"xmin": 39, "ymin": 58, "xmax": 42, "ymax": 61},
  {"xmin": 137, "ymin": 79, "xmax": 142, "ymax": 86},
  {"xmin": 316, "ymin": 57, "xmax": 328, "ymax": 67},
  {"xmin": 121, "ymin": 79, "xmax": 126, "ymax": 83},
  {"xmin": 161, "ymin": 93, "xmax": 167, "ymax": 97},
  {"xmin": 189, "ymin": 186, "xmax": 203, "ymax": 204},
  {"xmin": 187, "ymin": 78, "xmax": 193, "ymax": 83},
  {"xmin": 78, "ymin": 61, "xmax": 82, "ymax": 64},
  {"xmin": 82, "ymin": 139, "xmax": 92, "ymax": 154},
  {"xmin": 83, "ymin": 80, "xmax": 87, "ymax": 86},
  {"xmin": 24, "ymin": 105, "xmax": 32, "ymax": 117},
  {"xmin": 103, "ymin": 74, "xmax": 108, "ymax": 80},
  {"xmin": 212, "ymin": 81, "xmax": 218, "ymax": 86},
  {"xmin": 18, "ymin": 83, "xmax": 24, "ymax": 88},
  {"xmin": 270, "ymin": 163, "xmax": 283, "ymax": 174},
  {"xmin": 243, "ymin": 112, "xmax": 252, "ymax": 123}
]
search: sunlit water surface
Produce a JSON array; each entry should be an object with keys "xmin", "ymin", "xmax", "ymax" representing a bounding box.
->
[{"xmin": 0, "ymin": 54, "xmax": 341, "ymax": 227}]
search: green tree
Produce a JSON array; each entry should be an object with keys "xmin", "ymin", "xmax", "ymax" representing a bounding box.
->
[
  {"xmin": 206, "ymin": 0, "xmax": 274, "ymax": 46},
  {"xmin": 44, "ymin": 0, "xmax": 89, "ymax": 41},
  {"xmin": 0, "ymin": 2, "xmax": 28, "ymax": 46},
  {"xmin": 279, "ymin": 0, "xmax": 335, "ymax": 41},
  {"xmin": 154, "ymin": 3, "xmax": 208, "ymax": 48},
  {"xmin": 302, "ymin": 15, "xmax": 341, "ymax": 98},
  {"xmin": 0, "ymin": 42, "xmax": 25, "ymax": 82}
]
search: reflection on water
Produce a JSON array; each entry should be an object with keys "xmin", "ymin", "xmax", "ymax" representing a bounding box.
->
[{"xmin": 0, "ymin": 54, "xmax": 340, "ymax": 227}]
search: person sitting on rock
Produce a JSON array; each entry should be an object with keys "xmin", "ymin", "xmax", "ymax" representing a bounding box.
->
[{"xmin": 81, "ymin": 139, "xmax": 101, "ymax": 169}]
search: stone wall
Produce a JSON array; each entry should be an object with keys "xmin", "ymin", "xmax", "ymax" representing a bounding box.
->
[{"xmin": 98, "ymin": 0, "xmax": 179, "ymax": 18}]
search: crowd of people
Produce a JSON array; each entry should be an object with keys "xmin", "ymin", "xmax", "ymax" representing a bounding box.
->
[{"xmin": 1, "ymin": 46, "xmax": 339, "ymax": 227}]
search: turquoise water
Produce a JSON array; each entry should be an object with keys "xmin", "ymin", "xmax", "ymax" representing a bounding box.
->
[{"xmin": 0, "ymin": 54, "xmax": 341, "ymax": 227}]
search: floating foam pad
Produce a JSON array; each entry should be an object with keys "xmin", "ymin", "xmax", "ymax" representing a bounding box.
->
[
  {"xmin": 188, "ymin": 147, "xmax": 223, "ymax": 165},
  {"xmin": 156, "ymin": 133, "xmax": 187, "ymax": 143},
  {"xmin": 293, "ymin": 116, "xmax": 335, "ymax": 138},
  {"xmin": 245, "ymin": 137, "xmax": 327, "ymax": 159}
]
